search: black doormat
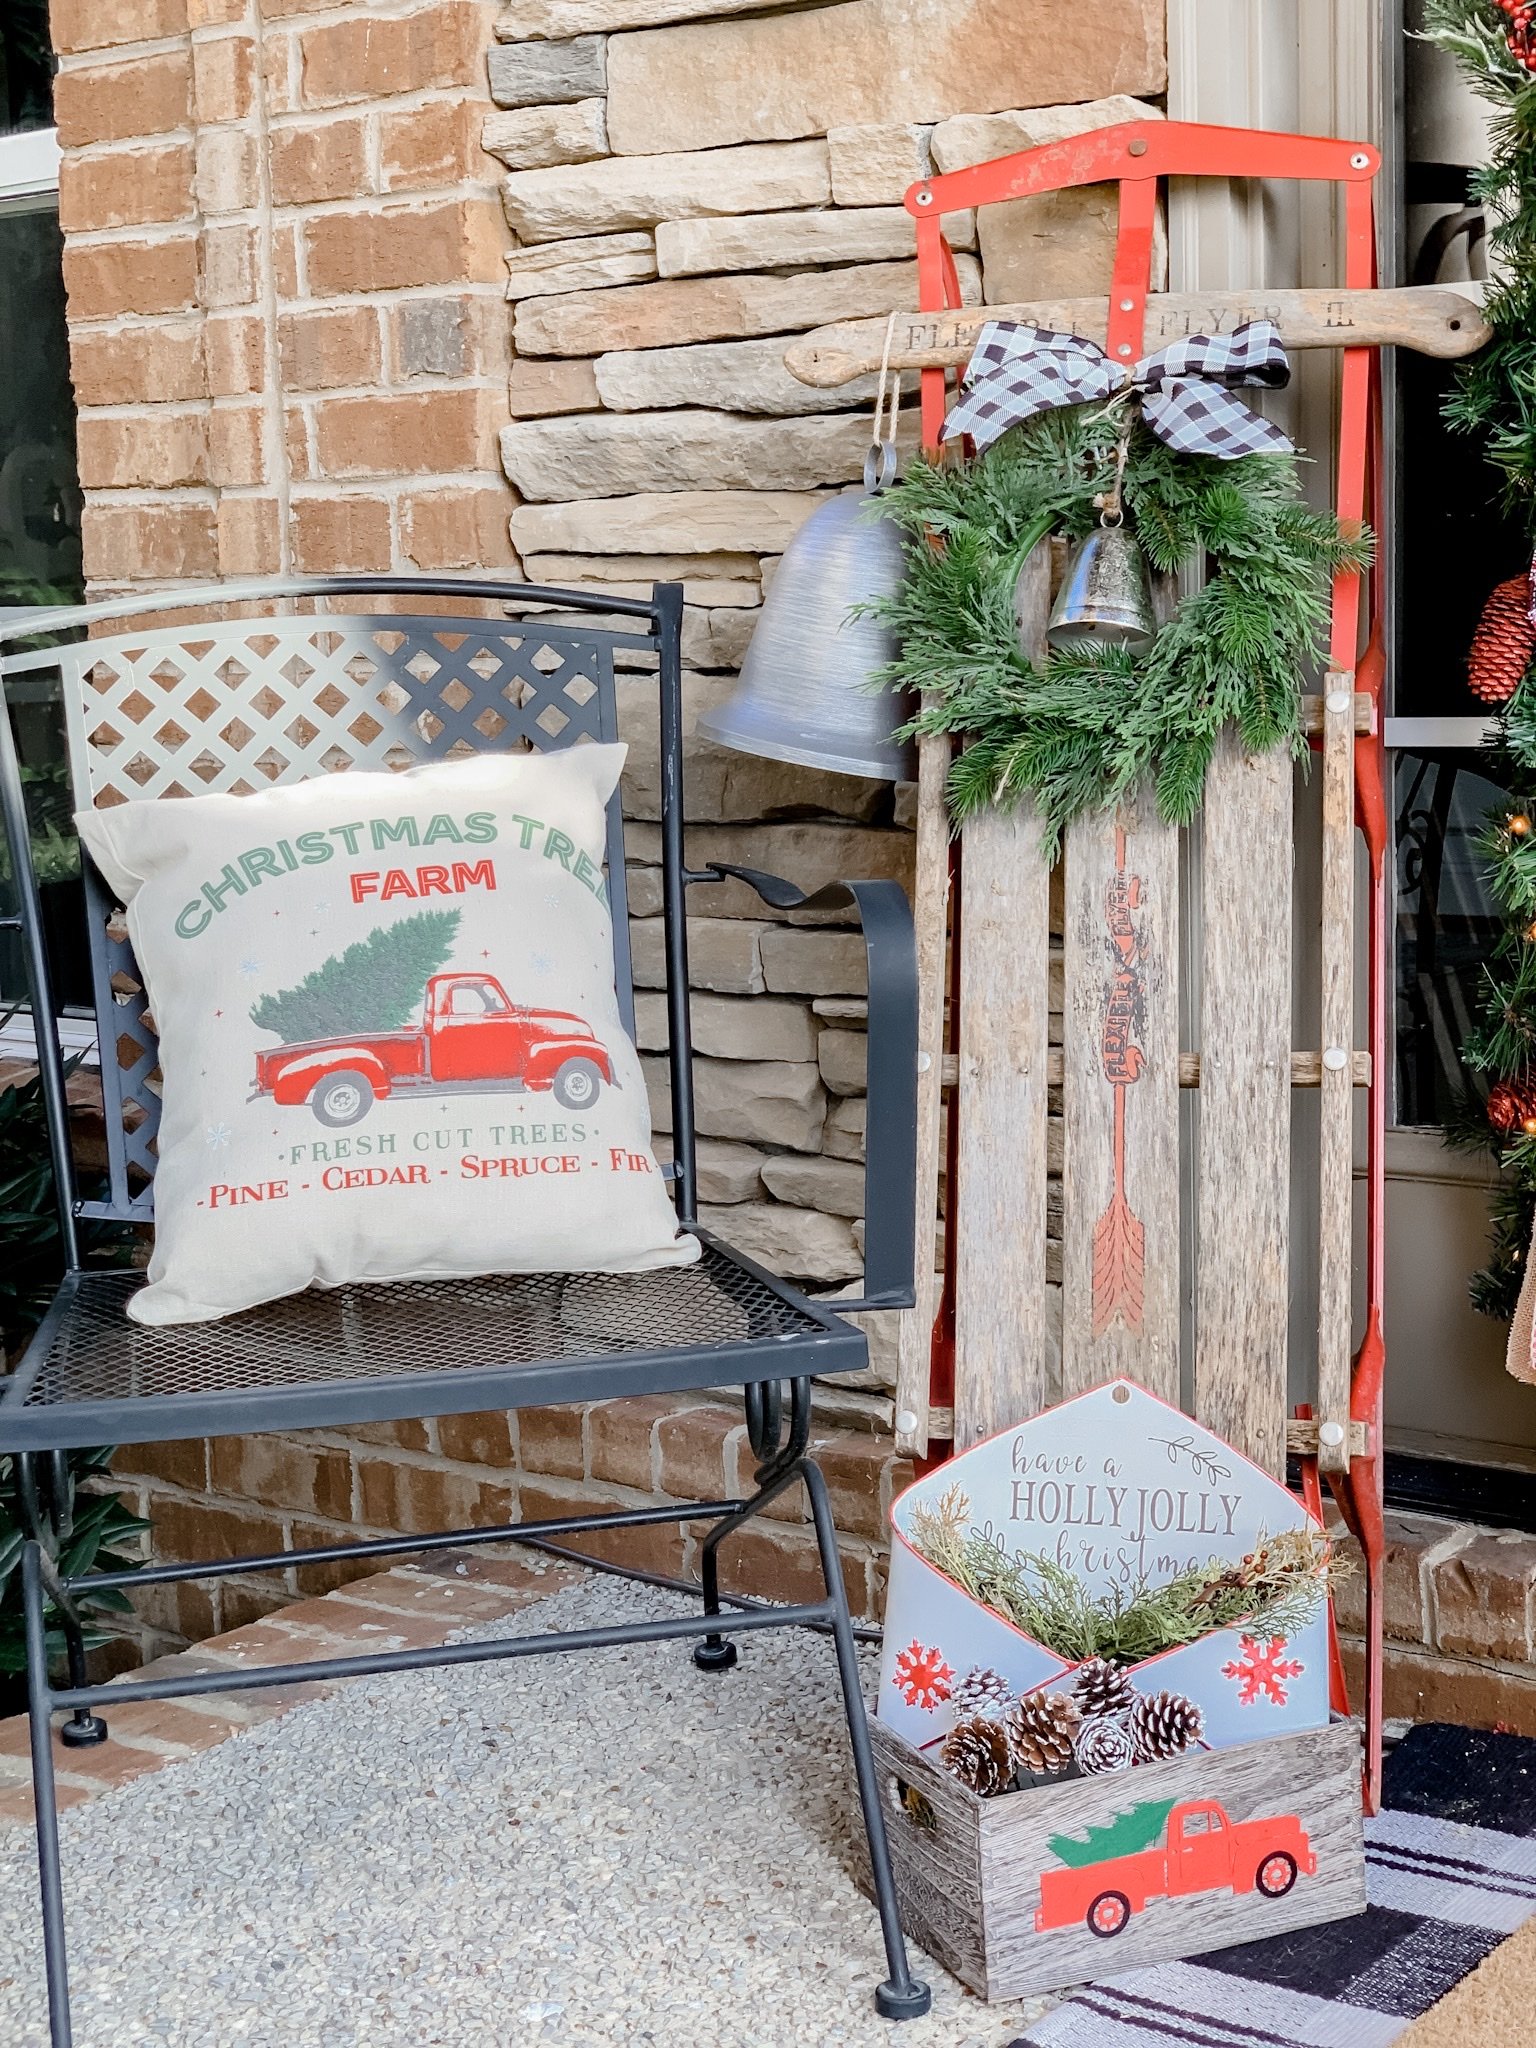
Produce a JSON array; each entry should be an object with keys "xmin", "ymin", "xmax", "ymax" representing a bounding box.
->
[{"xmin": 1010, "ymin": 1724, "xmax": 1536, "ymax": 2048}]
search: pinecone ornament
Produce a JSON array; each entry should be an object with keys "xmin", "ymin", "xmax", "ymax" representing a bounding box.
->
[
  {"xmin": 1074, "ymin": 1714, "xmax": 1137, "ymax": 1775},
  {"xmin": 1468, "ymin": 573, "xmax": 1536, "ymax": 705},
  {"xmin": 1488, "ymin": 1077, "xmax": 1536, "ymax": 1139},
  {"xmin": 950, "ymin": 1665, "xmax": 1013, "ymax": 1721},
  {"xmin": 1005, "ymin": 1690, "xmax": 1081, "ymax": 1778},
  {"xmin": 1126, "ymin": 1690, "xmax": 1205, "ymax": 1763},
  {"xmin": 940, "ymin": 1714, "xmax": 1014, "ymax": 1797},
  {"xmin": 1070, "ymin": 1656, "xmax": 1135, "ymax": 1720}
]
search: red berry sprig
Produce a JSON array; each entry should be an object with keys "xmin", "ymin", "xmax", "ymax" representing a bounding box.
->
[{"xmin": 1497, "ymin": 0, "xmax": 1536, "ymax": 71}]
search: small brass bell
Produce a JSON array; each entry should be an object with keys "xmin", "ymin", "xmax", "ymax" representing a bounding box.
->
[{"xmin": 1043, "ymin": 515, "xmax": 1158, "ymax": 654}]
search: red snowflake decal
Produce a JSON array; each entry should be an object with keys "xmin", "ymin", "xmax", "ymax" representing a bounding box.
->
[
  {"xmin": 891, "ymin": 1640, "xmax": 955, "ymax": 1712},
  {"xmin": 1222, "ymin": 1634, "xmax": 1305, "ymax": 1707}
]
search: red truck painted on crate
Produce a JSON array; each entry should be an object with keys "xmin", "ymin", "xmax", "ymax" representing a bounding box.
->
[
  {"xmin": 252, "ymin": 973, "xmax": 613, "ymax": 1128},
  {"xmin": 1035, "ymin": 1799, "xmax": 1315, "ymax": 1940}
]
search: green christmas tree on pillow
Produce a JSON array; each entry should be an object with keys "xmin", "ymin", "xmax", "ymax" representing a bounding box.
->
[{"xmin": 250, "ymin": 909, "xmax": 460, "ymax": 1043}]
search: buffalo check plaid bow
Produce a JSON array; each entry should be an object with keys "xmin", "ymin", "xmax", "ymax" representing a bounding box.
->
[{"xmin": 941, "ymin": 318, "xmax": 1294, "ymax": 460}]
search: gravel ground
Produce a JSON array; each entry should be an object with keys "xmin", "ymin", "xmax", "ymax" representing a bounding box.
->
[{"xmin": 0, "ymin": 1570, "xmax": 1053, "ymax": 2048}]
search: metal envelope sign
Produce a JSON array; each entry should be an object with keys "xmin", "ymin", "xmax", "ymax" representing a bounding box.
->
[{"xmin": 878, "ymin": 1380, "xmax": 1329, "ymax": 1753}]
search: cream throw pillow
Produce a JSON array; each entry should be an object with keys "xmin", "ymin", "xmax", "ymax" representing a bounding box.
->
[{"xmin": 77, "ymin": 747, "xmax": 698, "ymax": 1325}]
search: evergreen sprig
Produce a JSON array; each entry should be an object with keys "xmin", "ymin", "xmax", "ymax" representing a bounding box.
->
[
  {"xmin": 907, "ymin": 1488, "xmax": 1336, "ymax": 1666},
  {"xmin": 871, "ymin": 406, "xmax": 1369, "ymax": 851},
  {"xmin": 1421, "ymin": 2, "xmax": 1536, "ymax": 1318}
]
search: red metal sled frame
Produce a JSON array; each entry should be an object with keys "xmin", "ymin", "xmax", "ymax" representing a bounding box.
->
[{"xmin": 907, "ymin": 121, "xmax": 1388, "ymax": 1811}]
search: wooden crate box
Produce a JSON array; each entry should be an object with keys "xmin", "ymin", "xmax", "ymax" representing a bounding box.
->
[{"xmin": 861, "ymin": 1714, "xmax": 1366, "ymax": 2002}]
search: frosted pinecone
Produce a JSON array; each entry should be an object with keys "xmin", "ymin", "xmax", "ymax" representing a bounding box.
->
[
  {"xmin": 1127, "ymin": 1690, "xmax": 1205, "ymax": 1763},
  {"xmin": 940, "ymin": 1715, "xmax": 1014, "ymax": 1797},
  {"xmin": 1005, "ymin": 1690, "xmax": 1081, "ymax": 1778},
  {"xmin": 1071, "ymin": 1656, "xmax": 1135, "ymax": 1720},
  {"xmin": 950, "ymin": 1666, "xmax": 1012, "ymax": 1721},
  {"xmin": 1074, "ymin": 1714, "xmax": 1137, "ymax": 1775}
]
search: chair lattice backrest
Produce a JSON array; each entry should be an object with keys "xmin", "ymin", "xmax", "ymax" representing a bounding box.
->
[{"xmin": 2, "ymin": 584, "xmax": 663, "ymax": 1227}]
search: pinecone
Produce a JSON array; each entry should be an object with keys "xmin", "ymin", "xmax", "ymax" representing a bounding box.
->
[
  {"xmin": 1468, "ymin": 574, "xmax": 1536, "ymax": 705},
  {"xmin": 950, "ymin": 1666, "xmax": 1013, "ymax": 1721},
  {"xmin": 1005, "ymin": 1689, "xmax": 1081, "ymax": 1778},
  {"xmin": 940, "ymin": 1715, "xmax": 1014, "ymax": 1797},
  {"xmin": 1073, "ymin": 1714, "xmax": 1137, "ymax": 1776},
  {"xmin": 1126, "ymin": 1690, "xmax": 1206, "ymax": 1763},
  {"xmin": 1070, "ymin": 1656, "xmax": 1135, "ymax": 1720},
  {"xmin": 1488, "ymin": 1078, "xmax": 1536, "ymax": 1139}
]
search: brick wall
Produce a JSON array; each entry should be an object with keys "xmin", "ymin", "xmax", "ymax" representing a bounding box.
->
[
  {"xmin": 1332, "ymin": 1514, "xmax": 1536, "ymax": 1736},
  {"xmin": 107, "ymin": 1395, "xmax": 906, "ymax": 1652},
  {"xmin": 47, "ymin": 0, "xmax": 1168, "ymax": 1651},
  {"xmin": 54, "ymin": 0, "xmax": 512, "ymax": 583}
]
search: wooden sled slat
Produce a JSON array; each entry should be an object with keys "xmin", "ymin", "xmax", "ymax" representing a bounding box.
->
[
  {"xmin": 1194, "ymin": 732, "xmax": 1294, "ymax": 1478},
  {"xmin": 952, "ymin": 546, "xmax": 1052, "ymax": 1450},
  {"xmin": 1316, "ymin": 678, "xmax": 1357, "ymax": 1473},
  {"xmin": 1060, "ymin": 791, "xmax": 1180, "ymax": 1401},
  {"xmin": 893, "ymin": 726, "xmax": 952, "ymax": 1459},
  {"xmin": 784, "ymin": 284, "xmax": 1487, "ymax": 388}
]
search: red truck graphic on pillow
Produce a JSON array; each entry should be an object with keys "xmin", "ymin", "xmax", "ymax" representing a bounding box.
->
[{"xmin": 252, "ymin": 972, "xmax": 613, "ymax": 1128}]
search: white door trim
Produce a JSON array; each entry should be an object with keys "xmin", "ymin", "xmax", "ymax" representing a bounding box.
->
[{"xmin": 0, "ymin": 126, "xmax": 61, "ymax": 201}]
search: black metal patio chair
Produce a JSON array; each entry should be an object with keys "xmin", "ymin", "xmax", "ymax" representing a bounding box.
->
[{"xmin": 0, "ymin": 575, "xmax": 932, "ymax": 2046}]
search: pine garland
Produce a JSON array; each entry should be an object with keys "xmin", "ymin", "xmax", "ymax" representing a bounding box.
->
[
  {"xmin": 906, "ymin": 1484, "xmax": 1337, "ymax": 1666},
  {"xmin": 871, "ymin": 405, "xmax": 1370, "ymax": 852},
  {"xmin": 1423, "ymin": 2, "xmax": 1536, "ymax": 1318}
]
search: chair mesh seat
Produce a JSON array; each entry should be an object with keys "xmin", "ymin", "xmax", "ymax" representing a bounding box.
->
[{"xmin": 5, "ymin": 1246, "xmax": 842, "ymax": 1446}]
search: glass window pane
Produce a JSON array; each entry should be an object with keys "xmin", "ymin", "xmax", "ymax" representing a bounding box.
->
[
  {"xmin": 1395, "ymin": 750, "xmax": 1508, "ymax": 1127},
  {"xmin": 0, "ymin": 192, "xmax": 84, "ymax": 1013},
  {"xmin": 1, "ymin": 0, "xmax": 53, "ymax": 137}
]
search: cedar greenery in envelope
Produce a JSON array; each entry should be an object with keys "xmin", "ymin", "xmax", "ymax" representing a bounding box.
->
[{"xmin": 878, "ymin": 1382, "xmax": 1337, "ymax": 1780}]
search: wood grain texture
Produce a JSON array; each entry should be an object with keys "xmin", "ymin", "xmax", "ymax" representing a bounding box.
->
[
  {"xmin": 864, "ymin": 1715, "xmax": 1365, "ymax": 2004},
  {"xmin": 867, "ymin": 1717, "xmax": 987, "ymax": 1992},
  {"xmin": 1195, "ymin": 731, "xmax": 1293, "ymax": 1478},
  {"xmin": 894, "ymin": 727, "xmax": 952, "ymax": 1459},
  {"xmin": 939, "ymin": 1048, "xmax": 1372, "ymax": 1090},
  {"xmin": 953, "ymin": 543, "xmax": 1051, "ymax": 1449},
  {"xmin": 1061, "ymin": 790, "xmax": 1180, "ymax": 1400},
  {"xmin": 784, "ymin": 285, "xmax": 1488, "ymax": 386},
  {"xmin": 1316, "ymin": 680, "xmax": 1356, "ymax": 1474}
]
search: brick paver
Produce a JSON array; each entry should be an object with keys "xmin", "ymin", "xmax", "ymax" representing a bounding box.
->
[{"xmin": 0, "ymin": 1551, "xmax": 576, "ymax": 1828}]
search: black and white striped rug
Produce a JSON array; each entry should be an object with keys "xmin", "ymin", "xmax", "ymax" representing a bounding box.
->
[{"xmin": 1013, "ymin": 1725, "xmax": 1536, "ymax": 2048}]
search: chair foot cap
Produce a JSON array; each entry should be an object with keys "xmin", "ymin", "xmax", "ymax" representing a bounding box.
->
[
  {"xmin": 876, "ymin": 1980, "xmax": 932, "ymax": 2021},
  {"xmin": 693, "ymin": 1637, "xmax": 738, "ymax": 1673},
  {"xmin": 59, "ymin": 1713, "xmax": 108, "ymax": 1749}
]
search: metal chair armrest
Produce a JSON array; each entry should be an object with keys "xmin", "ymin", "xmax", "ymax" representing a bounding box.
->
[{"xmin": 692, "ymin": 862, "xmax": 917, "ymax": 1311}]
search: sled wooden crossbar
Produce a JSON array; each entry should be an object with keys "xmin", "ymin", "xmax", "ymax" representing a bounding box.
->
[
  {"xmin": 809, "ymin": 119, "xmax": 1408, "ymax": 1813},
  {"xmin": 786, "ymin": 284, "xmax": 1489, "ymax": 387}
]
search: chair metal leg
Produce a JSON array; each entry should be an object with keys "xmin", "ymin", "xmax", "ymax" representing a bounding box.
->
[
  {"xmin": 692, "ymin": 1455, "xmax": 804, "ymax": 1674},
  {"xmin": 695, "ymin": 1378, "xmax": 806, "ymax": 1673},
  {"xmin": 18, "ymin": 1454, "xmax": 107, "ymax": 1749},
  {"xmin": 802, "ymin": 1460, "xmax": 931, "ymax": 2021},
  {"xmin": 23, "ymin": 1542, "xmax": 74, "ymax": 2048}
]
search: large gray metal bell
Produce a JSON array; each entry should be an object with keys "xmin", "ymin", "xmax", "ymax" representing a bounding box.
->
[{"xmin": 696, "ymin": 490, "xmax": 916, "ymax": 782}]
